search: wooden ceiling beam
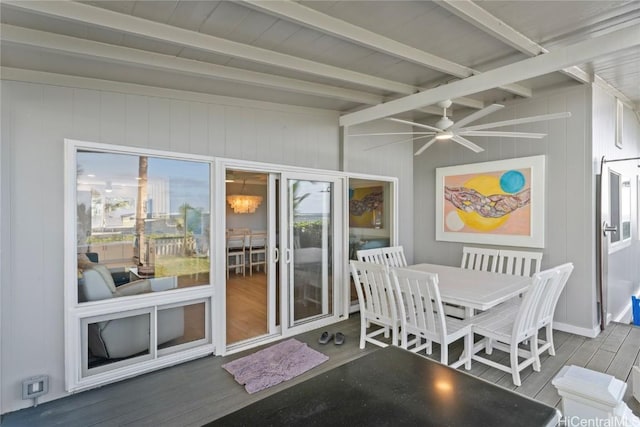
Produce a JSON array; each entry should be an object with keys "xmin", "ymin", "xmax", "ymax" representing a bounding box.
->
[
  {"xmin": 1, "ymin": 24, "xmax": 384, "ymax": 105},
  {"xmin": 340, "ymin": 23, "xmax": 640, "ymax": 126},
  {"xmin": 2, "ymin": 1, "xmax": 416, "ymax": 95},
  {"xmin": 241, "ymin": 0, "xmax": 532, "ymax": 98}
]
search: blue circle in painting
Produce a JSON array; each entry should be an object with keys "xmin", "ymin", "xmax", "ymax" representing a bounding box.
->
[{"xmin": 500, "ymin": 170, "xmax": 525, "ymax": 193}]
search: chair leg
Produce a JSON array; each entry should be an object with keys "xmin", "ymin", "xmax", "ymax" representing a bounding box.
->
[
  {"xmin": 360, "ymin": 316, "xmax": 367, "ymax": 349},
  {"xmin": 464, "ymin": 333, "xmax": 472, "ymax": 370},
  {"xmin": 546, "ymin": 324, "xmax": 555, "ymax": 356},
  {"xmin": 485, "ymin": 338, "xmax": 494, "ymax": 355},
  {"xmin": 510, "ymin": 348, "xmax": 521, "ymax": 387},
  {"xmin": 531, "ymin": 335, "xmax": 541, "ymax": 372},
  {"xmin": 440, "ymin": 344, "xmax": 448, "ymax": 366}
]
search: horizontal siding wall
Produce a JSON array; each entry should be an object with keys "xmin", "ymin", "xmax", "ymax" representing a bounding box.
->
[
  {"xmin": 413, "ymin": 85, "xmax": 597, "ymax": 334},
  {"xmin": 0, "ymin": 80, "xmax": 343, "ymax": 413}
]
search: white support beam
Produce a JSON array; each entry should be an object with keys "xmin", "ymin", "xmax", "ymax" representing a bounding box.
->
[
  {"xmin": 2, "ymin": 1, "xmax": 417, "ymax": 95},
  {"xmin": 1, "ymin": 24, "xmax": 383, "ymax": 105},
  {"xmin": 340, "ymin": 23, "xmax": 640, "ymax": 126},
  {"xmin": 242, "ymin": 0, "xmax": 531, "ymax": 98},
  {"xmin": 438, "ymin": 1, "xmax": 608, "ymax": 91}
]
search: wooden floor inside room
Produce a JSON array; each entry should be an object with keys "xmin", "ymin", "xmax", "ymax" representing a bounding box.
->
[
  {"xmin": 226, "ymin": 271, "xmax": 268, "ymax": 344},
  {"xmin": 3, "ymin": 316, "xmax": 640, "ymax": 426}
]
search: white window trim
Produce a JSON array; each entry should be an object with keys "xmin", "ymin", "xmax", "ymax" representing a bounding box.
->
[
  {"xmin": 608, "ymin": 169, "xmax": 632, "ymax": 253},
  {"xmin": 64, "ymin": 139, "xmax": 215, "ymax": 392}
]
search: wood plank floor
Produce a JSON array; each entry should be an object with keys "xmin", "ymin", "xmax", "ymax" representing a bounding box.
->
[{"xmin": 3, "ymin": 316, "xmax": 640, "ymax": 426}]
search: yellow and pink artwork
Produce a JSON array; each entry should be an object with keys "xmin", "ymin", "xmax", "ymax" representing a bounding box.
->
[{"xmin": 443, "ymin": 168, "xmax": 532, "ymax": 236}]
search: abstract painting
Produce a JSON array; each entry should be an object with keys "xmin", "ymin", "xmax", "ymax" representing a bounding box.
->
[
  {"xmin": 349, "ymin": 186, "xmax": 384, "ymax": 228},
  {"xmin": 435, "ymin": 155, "xmax": 545, "ymax": 248}
]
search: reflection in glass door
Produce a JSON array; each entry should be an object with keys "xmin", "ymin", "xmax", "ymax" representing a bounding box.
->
[{"xmin": 286, "ymin": 178, "xmax": 338, "ymax": 326}]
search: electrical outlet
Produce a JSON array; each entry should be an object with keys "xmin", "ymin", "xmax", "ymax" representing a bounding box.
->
[{"xmin": 22, "ymin": 375, "xmax": 49, "ymax": 400}]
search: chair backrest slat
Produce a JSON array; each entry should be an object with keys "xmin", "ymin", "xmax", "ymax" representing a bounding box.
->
[
  {"xmin": 512, "ymin": 263, "xmax": 574, "ymax": 340},
  {"xmin": 357, "ymin": 248, "xmax": 386, "ymax": 265},
  {"xmin": 391, "ymin": 267, "xmax": 445, "ymax": 342},
  {"xmin": 497, "ymin": 249, "xmax": 543, "ymax": 277},
  {"xmin": 381, "ymin": 246, "xmax": 408, "ymax": 267},
  {"xmin": 536, "ymin": 263, "xmax": 574, "ymax": 325},
  {"xmin": 461, "ymin": 247, "xmax": 499, "ymax": 272},
  {"xmin": 350, "ymin": 261, "xmax": 397, "ymax": 324}
]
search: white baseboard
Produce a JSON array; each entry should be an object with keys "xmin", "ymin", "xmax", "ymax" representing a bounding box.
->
[{"xmin": 553, "ymin": 321, "xmax": 601, "ymax": 338}]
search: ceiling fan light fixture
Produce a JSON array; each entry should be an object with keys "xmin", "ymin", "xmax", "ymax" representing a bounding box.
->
[
  {"xmin": 435, "ymin": 116, "xmax": 454, "ymax": 130},
  {"xmin": 435, "ymin": 131, "xmax": 454, "ymax": 140}
]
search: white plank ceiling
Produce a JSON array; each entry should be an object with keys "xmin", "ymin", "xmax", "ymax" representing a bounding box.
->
[{"xmin": 1, "ymin": 0, "xmax": 639, "ymax": 122}]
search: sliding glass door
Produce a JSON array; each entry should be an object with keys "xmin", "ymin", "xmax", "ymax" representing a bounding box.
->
[{"xmin": 282, "ymin": 174, "xmax": 343, "ymax": 328}]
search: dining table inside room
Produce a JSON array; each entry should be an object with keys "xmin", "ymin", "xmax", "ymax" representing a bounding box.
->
[{"xmin": 407, "ymin": 263, "xmax": 532, "ymax": 312}]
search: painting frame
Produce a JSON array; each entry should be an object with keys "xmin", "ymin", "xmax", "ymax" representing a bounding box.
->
[{"xmin": 435, "ymin": 155, "xmax": 545, "ymax": 248}]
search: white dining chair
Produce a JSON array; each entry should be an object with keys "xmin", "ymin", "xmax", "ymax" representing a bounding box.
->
[
  {"xmin": 247, "ymin": 231, "xmax": 267, "ymax": 276},
  {"xmin": 470, "ymin": 263, "xmax": 574, "ymax": 386},
  {"xmin": 460, "ymin": 246, "xmax": 499, "ymax": 272},
  {"xmin": 356, "ymin": 248, "xmax": 385, "ymax": 264},
  {"xmin": 496, "ymin": 249, "xmax": 543, "ymax": 277},
  {"xmin": 350, "ymin": 261, "xmax": 400, "ymax": 349},
  {"xmin": 226, "ymin": 232, "xmax": 246, "ymax": 279},
  {"xmin": 381, "ymin": 246, "xmax": 408, "ymax": 267},
  {"xmin": 390, "ymin": 267, "xmax": 473, "ymax": 369},
  {"xmin": 534, "ymin": 263, "xmax": 574, "ymax": 357}
]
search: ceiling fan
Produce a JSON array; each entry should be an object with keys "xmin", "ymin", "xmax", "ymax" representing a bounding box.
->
[{"xmin": 349, "ymin": 100, "xmax": 571, "ymax": 156}]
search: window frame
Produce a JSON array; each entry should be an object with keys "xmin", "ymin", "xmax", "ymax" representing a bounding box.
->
[
  {"xmin": 64, "ymin": 139, "xmax": 215, "ymax": 392},
  {"xmin": 608, "ymin": 168, "xmax": 632, "ymax": 253}
]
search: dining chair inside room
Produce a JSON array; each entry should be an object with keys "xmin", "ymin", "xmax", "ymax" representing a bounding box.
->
[
  {"xmin": 226, "ymin": 231, "xmax": 246, "ymax": 279},
  {"xmin": 390, "ymin": 267, "xmax": 472, "ymax": 369},
  {"xmin": 350, "ymin": 261, "xmax": 400, "ymax": 349},
  {"xmin": 247, "ymin": 231, "xmax": 267, "ymax": 276},
  {"xmin": 381, "ymin": 246, "xmax": 408, "ymax": 267},
  {"xmin": 470, "ymin": 263, "xmax": 574, "ymax": 386},
  {"xmin": 496, "ymin": 249, "xmax": 543, "ymax": 277}
]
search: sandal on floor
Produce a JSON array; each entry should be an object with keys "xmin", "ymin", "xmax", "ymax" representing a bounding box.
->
[
  {"xmin": 318, "ymin": 331, "xmax": 334, "ymax": 344},
  {"xmin": 334, "ymin": 332, "xmax": 345, "ymax": 345}
]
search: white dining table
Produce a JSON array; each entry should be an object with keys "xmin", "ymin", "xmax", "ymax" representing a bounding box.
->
[{"xmin": 407, "ymin": 263, "xmax": 531, "ymax": 312}]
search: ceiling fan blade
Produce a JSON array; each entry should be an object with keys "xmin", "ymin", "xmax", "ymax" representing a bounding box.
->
[
  {"xmin": 450, "ymin": 104, "xmax": 504, "ymax": 130},
  {"xmin": 460, "ymin": 112, "xmax": 572, "ymax": 132},
  {"xmin": 349, "ymin": 131, "xmax": 435, "ymax": 137},
  {"xmin": 414, "ymin": 137, "xmax": 438, "ymax": 156},
  {"xmin": 459, "ymin": 131, "xmax": 546, "ymax": 139},
  {"xmin": 452, "ymin": 135, "xmax": 484, "ymax": 153},
  {"xmin": 364, "ymin": 134, "xmax": 435, "ymax": 152},
  {"xmin": 386, "ymin": 117, "xmax": 442, "ymax": 132}
]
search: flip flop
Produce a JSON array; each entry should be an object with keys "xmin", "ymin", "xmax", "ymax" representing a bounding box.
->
[
  {"xmin": 334, "ymin": 332, "xmax": 345, "ymax": 345},
  {"xmin": 318, "ymin": 331, "xmax": 334, "ymax": 344}
]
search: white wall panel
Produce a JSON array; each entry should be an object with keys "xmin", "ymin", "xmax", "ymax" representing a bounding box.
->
[{"xmin": 0, "ymin": 79, "xmax": 341, "ymax": 413}]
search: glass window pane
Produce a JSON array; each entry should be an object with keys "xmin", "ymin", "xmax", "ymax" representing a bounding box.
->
[
  {"xmin": 158, "ymin": 302, "xmax": 207, "ymax": 352},
  {"xmin": 76, "ymin": 151, "xmax": 211, "ymax": 304},
  {"xmin": 621, "ymin": 179, "xmax": 631, "ymax": 240},
  {"xmin": 291, "ymin": 180, "xmax": 333, "ymax": 324},
  {"xmin": 609, "ymin": 171, "xmax": 621, "ymax": 243},
  {"xmin": 348, "ymin": 179, "xmax": 392, "ymax": 303},
  {"xmin": 86, "ymin": 312, "xmax": 151, "ymax": 373}
]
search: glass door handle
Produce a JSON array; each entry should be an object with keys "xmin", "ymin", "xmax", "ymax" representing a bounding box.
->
[
  {"xmin": 603, "ymin": 222, "xmax": 617, "ymax": 236},
  {"xmin": 273, "ymin": 247, "xmax": 279, "ymax": 263},
  {"xmin": 285, "ymin": 248, "xmax": 292, "ymax": 263}
]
